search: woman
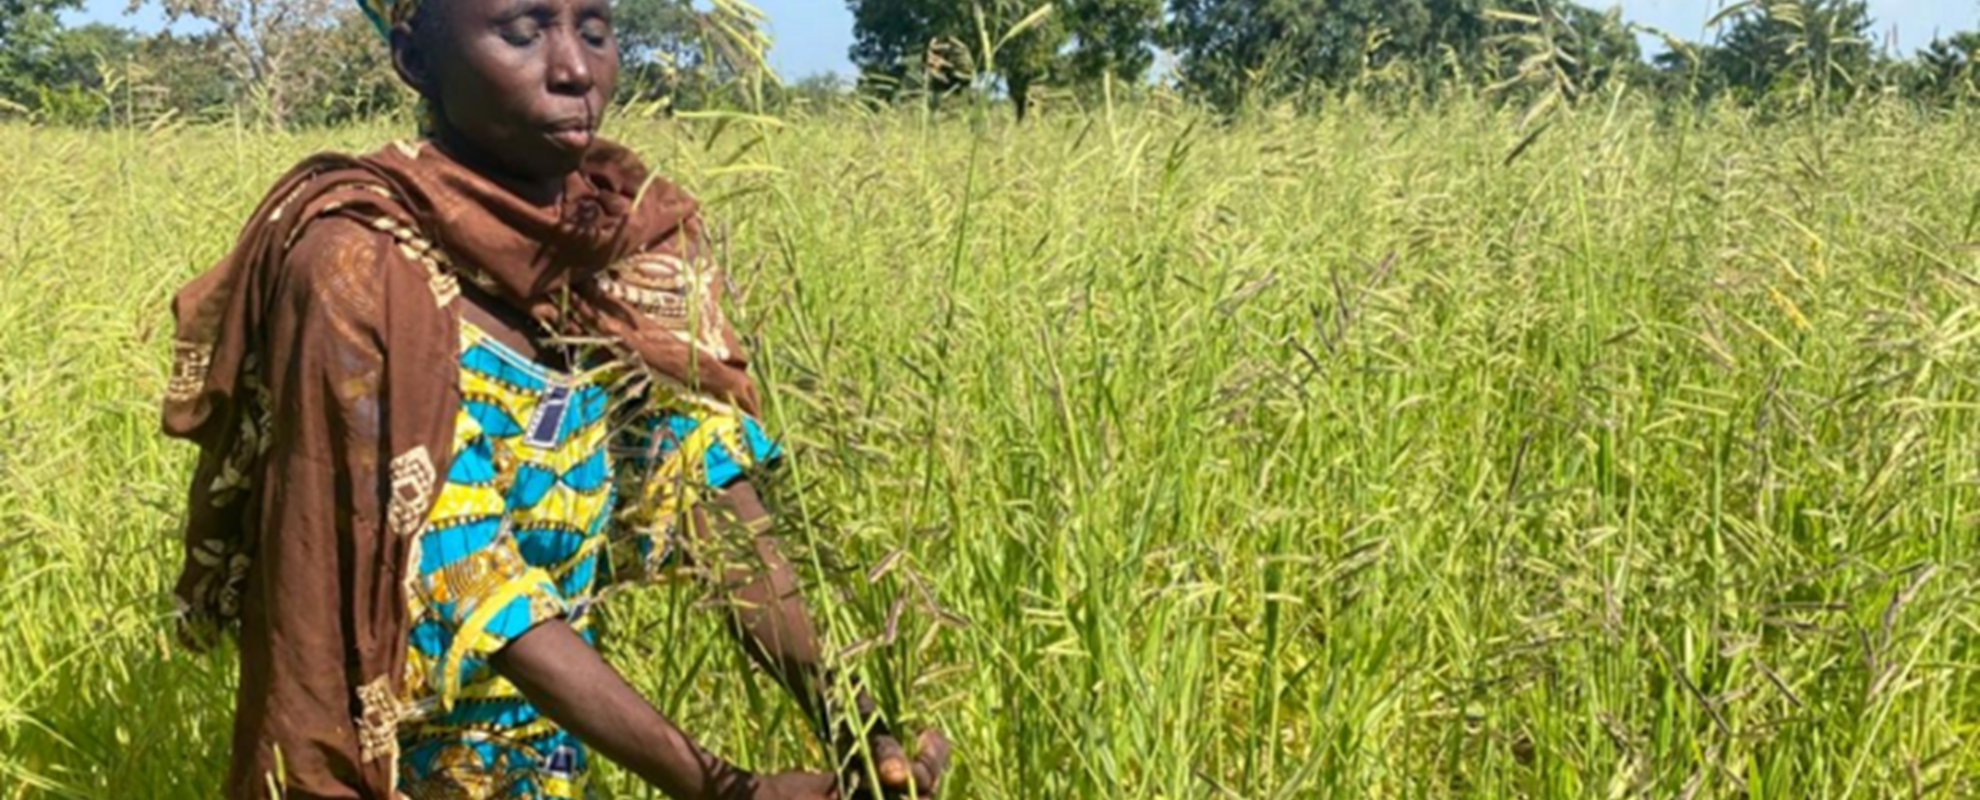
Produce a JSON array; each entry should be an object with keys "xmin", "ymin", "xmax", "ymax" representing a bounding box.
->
[{"xmin": 160, "ymin": 0, "xmax": 947, "ymax": 795}]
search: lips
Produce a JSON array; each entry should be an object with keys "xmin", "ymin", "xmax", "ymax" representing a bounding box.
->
[{"xmin": 545, "ymin": 118, "xmax": 596, "ymax": 150}]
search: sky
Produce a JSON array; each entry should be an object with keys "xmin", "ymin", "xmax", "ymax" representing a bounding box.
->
[{"xmin": 70, "ymin": 0, "xmax": 1980, "ymax": 80}]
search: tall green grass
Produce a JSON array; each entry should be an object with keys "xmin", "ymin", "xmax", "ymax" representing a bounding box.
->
[{"xmin": 2, "ymin": 97, "xmax": 1978, "ymax": 798}]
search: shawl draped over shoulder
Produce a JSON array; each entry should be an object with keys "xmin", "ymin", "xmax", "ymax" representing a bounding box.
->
[{"xmin": 163, "ymin": 138, "xmax": 758, "ymax": 799}]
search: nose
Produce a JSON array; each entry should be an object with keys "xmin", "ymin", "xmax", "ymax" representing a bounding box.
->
[{"xmin": 545, "ymin": 29, "xmax": 594, "ymax": 96}]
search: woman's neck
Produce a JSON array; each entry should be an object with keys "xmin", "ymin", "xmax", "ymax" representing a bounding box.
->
[
  {"xmin": 458, "ymin": 283, "xmax": 568, "ymax": 371},
  {"xmin": 428, "ymin": 127, "xmax": 568, "ymax": 208}
]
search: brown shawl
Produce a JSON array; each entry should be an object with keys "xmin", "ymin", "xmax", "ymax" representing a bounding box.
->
[{"xmin": 164, "ymin": 138, "xmax": 757, "ymax": 799}]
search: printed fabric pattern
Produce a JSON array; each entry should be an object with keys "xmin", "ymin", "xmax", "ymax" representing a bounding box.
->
[{"xmin": 397, "ymin": 322, "xmax": 781, "ymax": 800}]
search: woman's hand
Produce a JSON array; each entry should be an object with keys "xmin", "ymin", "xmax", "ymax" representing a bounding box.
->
[
  {"xmin": 746, "ymin": 771, "xmax": 841, "ymax": 800},
  {"xmin": 846, "ymin": 728, "xmax": 951, "ymax": 799},
  {"xmin": 752, "ymin": 727, "xmax": 949, "ymax": 800}
]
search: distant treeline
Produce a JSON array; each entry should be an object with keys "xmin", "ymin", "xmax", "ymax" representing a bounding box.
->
[
  {"xmin": 2, "ymin": 0, "xmax": 1976, "ymax": 126},
  {"xmin": 849, "ymin": 0, "xmax": 1980, "ymax": 117}
]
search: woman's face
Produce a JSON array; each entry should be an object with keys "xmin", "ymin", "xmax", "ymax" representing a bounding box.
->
[{"xmin": 397, "ymin": 0, "xmax": 619, "ymax": 191}]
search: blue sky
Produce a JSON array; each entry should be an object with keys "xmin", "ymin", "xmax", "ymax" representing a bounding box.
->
[{"xmin": 72, "ymin": 0, "xmax": 1980, "ymax": 79}]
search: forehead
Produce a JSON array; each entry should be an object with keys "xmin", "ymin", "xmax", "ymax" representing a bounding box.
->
[{"xmin": 422, "ymin": 0, "xmax": 609, "ymax": 23}]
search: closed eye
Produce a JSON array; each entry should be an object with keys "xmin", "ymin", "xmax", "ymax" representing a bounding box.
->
[
  {"xmin": 498, "ymin": 17, "xmax": 545, "ymax": 46},
  {"xmin": 579, "ymin": 16, "xmax": 611, "ymax": 48}
]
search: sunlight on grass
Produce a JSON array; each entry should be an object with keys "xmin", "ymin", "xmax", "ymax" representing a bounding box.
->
[{"xmin": 1, "ymin": 98, "xmax": 1977, "ymax": 797}]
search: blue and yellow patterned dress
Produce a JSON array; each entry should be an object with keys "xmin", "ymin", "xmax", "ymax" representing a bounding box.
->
[{"xmin": 395, "ymin": 321, "xmax": 780, "ymax": 800}]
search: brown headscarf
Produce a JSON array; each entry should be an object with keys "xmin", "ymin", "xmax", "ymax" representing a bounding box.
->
[{"xmin": 164, "ymin": 138, "xmax": 756, "ymax": 799}]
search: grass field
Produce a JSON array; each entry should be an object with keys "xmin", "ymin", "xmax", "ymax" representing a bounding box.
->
[{"xmin": 3, "ymin": 98, "xmax": 1980, "ymax": 798}]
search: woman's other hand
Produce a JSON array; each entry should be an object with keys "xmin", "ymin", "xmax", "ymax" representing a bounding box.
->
[
  {"xmin": 849, "ymin": 728, "xmax": 951, "ymax": 799},
  {"xmin": 746, "ymin": 771, "xmax": 840, "ymax": 800}
]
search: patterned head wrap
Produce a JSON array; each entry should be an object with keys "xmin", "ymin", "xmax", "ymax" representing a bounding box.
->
[
  {"xmin": 357, "ymin": 0, "xmax": 419, "ymax": 38},
  {"xmin": 356, "ymin": 0, "xmax": 439, "ymax": 130}
]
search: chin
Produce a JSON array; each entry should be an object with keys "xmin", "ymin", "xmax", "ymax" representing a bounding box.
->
[
  {"xmin": 542, "ymin": 139, "xmax": 596, "ymax": 168},
  {"xmin": 506, "ymin": 147, "xmax": 588, "ymax": 185}
]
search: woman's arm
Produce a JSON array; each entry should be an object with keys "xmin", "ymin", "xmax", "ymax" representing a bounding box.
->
[
  {"xmin": 491, "ymin": 621, "xmax": 838, "ymax": 800},
  {"xmin": 692, "ymin": 482, "xmax": 947, "ymax": 798},
  {"xmin": 605, "ymin": 406, "xmax": 943, "ymax": 797}
]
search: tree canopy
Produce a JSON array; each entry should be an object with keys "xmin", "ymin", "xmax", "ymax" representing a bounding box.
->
[{"xmin": 1708, "ymin": 0, "xmax": 1875, "ymax": 102}]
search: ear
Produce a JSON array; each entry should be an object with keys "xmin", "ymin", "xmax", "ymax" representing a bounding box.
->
[{"xmin": 390, "ymin": 21, "xmax": 432, "ymax": 97}]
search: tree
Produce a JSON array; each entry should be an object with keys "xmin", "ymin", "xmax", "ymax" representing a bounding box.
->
[
  {"xmin": 773, "ymin": 70, "xmax": 851, "ymax": 113},
  {"xmin": 147, "ymin": 0, "xmax": 343, "ymax": 126},
  {"xmin": 1705, "ymin": 0, "xmax": 1874, "ymax": 104},
  {"xmin": 0, "ymin": 0, "xmax": 73, "ymax": 43},
  {"xmin": 1547, "ymin": 3, "xmax": 1643, "ymax": 91},
  {"xmin": 1485, "ymin": 1, "xmax": 1643, "ymax": 104},
  {"xmin": 1165, "ymin": 0, "xmax": 1655, "ymax": 111},
  {"xmin": 1915, "ymin": 30, "xmax": 1980, "ymax": 105},
  {"xmin": 1164, "ymin": 0, "xmax": 1488, "ymax": 109},
  {"xmin": 846, "ymin": 0, "xmax": 1067, "ymax": 120},
  {"xmin": 0, "ymin": 0, "xmax": 159, "ymax": 123},
  {"xmin": 1, "ymin": 0, "xmax": 81, "ymax": 108},
  {"xmin": 613, "ymin": 0, "xmax": 705, "ymax": 104},
  {"xmin": 30, "ymin": 22, "xmax": 143, "ymax": 122},
  {"xmin": 612, "ymin": 0, "xmax": 773, "ymax": 110},
  {"xmin": 1061, "ymin": 0, "xmax": 1159, "ymax": 86},
  {"xmin": 1167, "ymin": 0, "xmax": 1505, "ymax": 110},
  {"xmin": 846, "ymin": 0, "xmax": 948, "ymax": 94},
  {"xmin": 135, "ymin": 30, "xmax": 239, "ymax": 118},
  {"xmin": 989, "ymin": 0, "xmax": 1065, "ymax": 119},
  {"xmin": 295, "ymin": 6, "xmax": 402, "ymax": 125}
]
